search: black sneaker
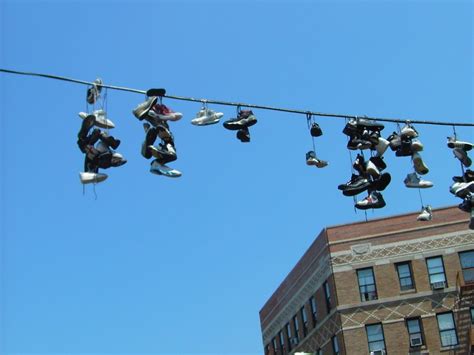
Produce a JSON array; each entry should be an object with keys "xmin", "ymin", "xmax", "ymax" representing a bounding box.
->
[
  {"xmin": 395, "ymin": 138, "xmax": 413, "ymax": 157},
  {"xmin": 141, "ymin": 127, "xmax": 158, "ymax": 159},
  {"xmin": 310, "ymin": 123, "xmax": 323, "ymax": 137},
  {"xmin": 353, "ymin": 154, "xmax": 366, "ymax": 175},
  {"xmin": 341, "ymin": 175, "xmax": 371, "ymax": 196},
  {"xmin": 369, "ymin": 156, "xmax": 387, "ymax": 171},
  {"xmin": 237, "ymin": 127, "xmax": 250, "ymax": 142},
  {"xmin": 458, "ymin": 198, "xmax": 472, "ymax": 213},
  {"xmin": 98, "ymin": 151, "xmax": 113, "ymax": 169},
  {"xmin": 347, "ymin": 138, "xmax": 372, "ymax": 150},
  {"xmin": 342, "ymin": 120, "xmax": 361, "ymax": 137},
  {"xmin": 223, "ymin": 110, "xmax": 257, "ymax": 130},
  {"xmin": 77, "ymin": 114, "xmax": 96, "ymax": 140},
  {"xmin": 100, "ymin": 133, "xmax": 121, "ymax": 150},
  {"xmin": 465, "ymin": 170, "xmax": 474, "ymax": 182},
  {"xmin": 370, "ymin": 172, "xmax": 391, "ymax": 191},
  {"xmin": 356, "ymin": 119, "xmax": 384, "ymax": 131}
]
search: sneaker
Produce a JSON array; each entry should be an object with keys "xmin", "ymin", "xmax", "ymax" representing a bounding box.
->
[
  {"xmin": 453, "ymin": 148, "xmax": 472, "ymax": 167},
  {"xmin": 371, "ymin": 172, "xmax": 391, "ymax": 191},
  {"xmin": 79, "ymin": 171, "xmax": 108, "ymax": 184},
  {"xmin": 77, "ymin": 114, "xmax": 96, "ymax": 140},
  {"xmin": 374, "ymin": 137, "xmax": 390, "ymax": 157},
  {"xmin": 447, "ymin": 136, "xmax": 473, "ymax": 151},
  {"xmin": 355, "ymin": 191, "xmax": 386, "ymax": 209},
  {"xmin": 141, "ymin": 126, "xmax": 158, "ymax": 159},
  {"xmin": 369, "ymin": 156, "xmax": 387, "ymax": 172},
  {"xmin": 86, "ymin": 78, "xmax": 103, "ymax": 105},
  {"xmin": 191, "ymin": 107, "xmax": 224, "ymax": 126},
  {"xmin": 365, "ymin": 160, "xmax": 380, "ymax": 178},
  {"xmin": 395, "ymin": 139, "xmax": 413, "ymax": 157},
  {"xmin": 417, "ymin": 205, "xmax": 433, "ymax": 221},
  {"xmin": 150, "ymin": 143, "xmax": 177, "ymax": 164},
  {"xmin": 111, "ymin": 152, "xmax": 127, "ymax": 167},
  {"xmin": 458, "ymin": 198, "xmax": 472, "ymax": 213},
  {"xmin": 347, "ymin": 137, "xmax": 372, "ymax": 151},
  {"xmin": 400, "ymin": 124, "xmax": 418, "ymax": 138},
  {"xmin": 133, "ymin": 96, "xmax": 158, "ymax": 120},
  {"xmin": 412, "ymin": 152, "xmax": 429, "ymax": 175},
  {"xmin": 411, "ymin": 139, "xmax": 424, "ymax": 152},
  {"xmin": 148, "ymin": 104, "xmax": 183, "ymax": 121},
  {"xmin": 341, "ymin": 175, "xmax": 371, "ymax": 196},
  {"xmin": 352, "ymin": 154, "xmax": 365, "ymax": 174},
  {"xmin": 99, "ymin": 132, "xmax": 121, "ymax": 150},
  {"xmin": 306, "ymin": 151, "xmax": 327, "ymax": 168},
  {"xmin": 342, "ymin": 119, "xmax": 360, "ymax": 136},
  {"xmin": 465, "ymin": 170, "xmax": 474, "ymax": 182},
  {"xmin": 237, "ymin": 127, "xmax": 250, "ymax": 142},
  {"xmin": 78, "ymin": 110, "xmax": 115, "ymax": 129},
  {"xmin": 310, "ymin": 123, "xmax": 323, "ymax": 137},
  {"xmin": 450, "ymin": 181, "xmax": 474, "ymax": 198},
  {"xmin": 387, "ymin": 132, "xmax": 401, "ymax": 151},
  {"xmin": 404, "ymin": 172, "xmax": 433, "ymax": 188},
  {"xmin": 150, "ymin": 160, "xmax": 182, "ymax": 178},
  {"xmin": 223, "ymin": 110, "xmax": 257, "ymax": 130},
  {"xmin": 356, "ymin": 119, "xmax": 384, "ymax": 131}
]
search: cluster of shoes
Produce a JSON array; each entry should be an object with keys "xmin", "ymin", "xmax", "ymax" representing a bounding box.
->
[
  {"xmin": 77, "ymin": 79, "xmax": 126, "ymax": 184},
  {"xmin": 305, "ymin": 121, "xmax": 328, "ymax": 168},
  {"xmin": 447, "ymin": 136, "xmax": 474, "ymax": 229},
  {"xmin": 133, "ymin": 94, "xmax": 182, "ymax": 178},
  {"xmin": 223, "ymin": 109, "xmax": 258, "ymax": 142},
  {"xmin": 339, "ymin": 118, "xmax": 391, "ymax": 210}
]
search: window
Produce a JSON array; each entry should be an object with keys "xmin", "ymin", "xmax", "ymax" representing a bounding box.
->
[
  {"xmin": 279, "ymin": 331, "xmax": 285, "ymax": 354},
  {"xmin": 366, "ymin": 323, "xmax": 386, "ymax": 352},
  {"xmin": 406, "ymin": 318, "xmax": 424, "ymax": 347},
  {"xmin": 459, "ymin": 250, "xmax": 474, "ymax": 283},
  {"xmin": 300, "ymin": 306, "xmax": 308, "ymax": 336},
  {"xmin": 357, "ymin": 267, "xmax": 378, "ymax": 301},
  {"xmin": 324, "ymin": 281, "xmax": 332, "ymax": 312},
  {"xmin": 471, "ymin": 307, "xmax": 474, "ymax": 325},
  {"xmin": 272, "ymin": 337, "xmax": 278, "ymax": 354},
  {"xmin": 310, "ymin": 296, "xmax": 318, "ymax": 325},
  {"xmin": 332, "ymin": 335, "xmax": 340, "ymax": 355},
  {"xmin": 426, "ymin": 256, "xmax": 447, "ymax": 288},
  {"xmin": 437, "ymin": 312, "xmax": 458, "ymax": 347},
  {"xmin": 293, "ymin": 315, "xmax": 300, "ymax": 343},
  {"xmin": 285, "ymin": 322, "xmax": 292, "ymax": 351},
  {"xmin": 396, "ymin": 262, "xmax": 415, "ymax": 291}
]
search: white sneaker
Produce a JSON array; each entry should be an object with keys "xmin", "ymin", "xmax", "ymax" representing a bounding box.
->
[
  {"xmin": 404, "ymin": 172, "xmax": 433, "ymax": 188},
  {"xmin": 447, "ymin": 136, "xmax": 473, "ymax": 151},
  {"xmin": 150, "ymin": 160, "xmax": 182, "ymax": 178},
  {"xmin": 417, "ymin": 205, "xmax": 432, "ymax": 221},
  {"xmin": 191, "ymin": 107, "xmax": 224, "ymax": 126},
  {"xmin": 78, "ymin": 110, "xmax": 115, "ymax": 129},
  {"xmin": 411, "ymin": 139, "xmax": 424, "ymax": 152},
  {"xmin": 148, "ymin": 104, "xmax": 183, "ymax": 122},
  {"xmin": 375, "ymin": 137, "xmax": 390, "ymax": 157},
  {"xmin": 79, "ymin": 172, "xmax": 108, "ymax": 184},
  {"xmin": 412, "ymin": 152, "xmax": 429, "ymax": 175},
  {"xmin": 365, "ymin": 160, "xmax": 380, "ymax": 178}
]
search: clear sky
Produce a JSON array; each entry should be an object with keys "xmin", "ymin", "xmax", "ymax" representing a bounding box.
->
[{"xmin": 0, "ymin": 0, "xmax": 472, "ymax": 354}]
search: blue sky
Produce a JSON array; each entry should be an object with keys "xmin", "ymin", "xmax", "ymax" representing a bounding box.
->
[{"xmin": 0, "ymin": 0, "xmax": 472, "ymax": 354}]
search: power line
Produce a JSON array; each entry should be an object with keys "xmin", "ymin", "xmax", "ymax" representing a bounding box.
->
[{"xmin": 1, "ymin": 68, "xmax": 473, "ymax": 127}]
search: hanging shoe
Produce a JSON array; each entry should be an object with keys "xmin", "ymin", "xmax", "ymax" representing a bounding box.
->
[
  {"xmin": 149, "ymin": 142, "xmax": 177, "ymax": 164},
  {"xmin": 411, "ymin": 139, "xmax": 424, "ymax": 152},
  {"xmin": 191, "ymin": 107, "xmax": 224, "ymax": 126},
  {"xmin": 404, "ymin": 172, "xmax": 433, "ymax": 188},
  {"xmin": 340, "ymin": 175, "xmax": 371, "ymax": 196},
  {"xmin": 447, "ymin": 136, "xmax": 473, "ymax": 151},
  {"xmin": 223, "ymin": 110, "xmax": 257, "ymax": 130},
  {"xmin": 347, "ymin": 137, "xmax": 372, "ymax": 150},
  {"xmin": 400, "ymin": 123, "xmax": 418, "ymax": 138},
  {"xmin": 79, "ymin": 171, "xmax": 108, "ymax": 184},
  {"xmin": 365, "ymin": 160, "xmax": 380, "ymax": 178},
  {"xmin": 342, "ymin": 119, "xmax": 361, "ymax": 137},
  {"xmin": 465, "ymin": 170, "xmax": 474, "ymax": 182},
  {"xmin": 387, "ymin": 132, "xmax": 401, "ymax": 152},
  {"xmin": 306, "ymin": 151, "xmax": 327, "ymax": 168},
  {"xmin": 417, "ymin": 205, "xmax": 433, "ymax": 221},
  {"xmin": 110, "ymin": 152, "xmax": 127, "ymax": 167},
  {"xmin": 458, "ymin": 198, "xmax": 472, "ymax": 213},
  {"xmin": 78, "ymin": 110, "xmax": 115, "ymax": 129},
  {"xmin": 453, "ymin": 148, "xmax": 472, "ymax": 167},
  {"xmin": 141, "ymin": 126, "xmax": 158, "ymax": 159},
  {"xmin": 237, "ymin": 127, "xmax": 251, "ymax": 142},
  {"xmin": 374, "ymin": 137, "xmax": 389, "ymax": 157},
  {"xmin": 148, "ymin": 104, "xmax": 183, "ymax": 121},
  {"xmin": 395, "ymin": 138, "xmax": 413, "ymax": 157},
  {"xmin": 99, "ymin": 132, "xmax": 121, "ymax": 150},
  {"xmin": 150, "ymin": 159, "xmax": 182, "ymax": 178},
  {"xmin": 310, "ymin": 123, "xmax": 323, "ymax": 137},
  {"xmin": 352, "ymin": 154, "xmax": 366, "ymax": 174},
  {"xmin": 450, "ymin": 181, "xmax": 474, "ymax": 198},
  {"xmin": 77, "ymin": 114, "xmax": 96, "ymax": 140},
  {"xmin": 371, "ymin": 172, "xmax": 391, "ymax": 191},
  {"xmin": 355, "ymin": 119, "xmax": 384, "ymax": 131},
  {"xmin": 412, "ymin": 152, "xmax": 429, "ymax": 175},
  {"xmin": 355, "ymin": 191, "xmax": 386, "ymax": 209},
  {"xmin": 86, "ymin": 78, "xmax": 103, "ymax": 105},
  {"xmin": 369, "ymin": 156, "xmax": 387, "ymax": 172},
  {"xmin": 133, "ymin": 96, "xmax": 158, "ymax": 120}
]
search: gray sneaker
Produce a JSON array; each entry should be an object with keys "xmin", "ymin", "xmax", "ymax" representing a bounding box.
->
[
  {"xmin": 133, "ymin": 96, "xmax": 158, "ymax": 120},
  {"xmin": 453, "ymin": 148, "xmax": 472, "ymax": 167}
]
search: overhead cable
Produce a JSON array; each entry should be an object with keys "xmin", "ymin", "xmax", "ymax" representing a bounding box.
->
[{"xmin": 1, "ymin": 68, "xmax": 472, "ymax": 127}]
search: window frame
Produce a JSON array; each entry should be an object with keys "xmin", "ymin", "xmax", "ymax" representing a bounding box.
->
[
  {"xmin": 396, "ymin": 261, "xmax": 415, "ymax": 291},
  {"xmin": 436, "ymin": 312, "xmax": 459, "ymax": 347},
  {"xmin": 366, "ymin": 323, "xmax": 386, "ymax": 352},
  {"xmin": 332, "ymin": 335, "xmax": 340, "ymax": 355},
  {"xmin": 278, "ymin": 330, "xmax": 285, "ymax": 354},
  {"xmin": 459, "ymin": 250, "xmax": 474, "ymax": 283},
  {"xmin": 406, "ymin": 317, "xmax": 424, "ymax": 347},
  {"xmin": 426, "ymin": 256, "xmax": 447, "ymax": 287},
  {"xmin": 285, "ymin": 322, "xmax": 292, "ymax": 351},
  {"xmin": 300, "ymin": 306, "xmax": 308, "ymax": 336},
  {"xmin": 272, "ymin": 337, "xmax": 278, "ymax": 354},
  {"xmin": 310, "ymin": 295, "xmax": 317, "ymax": 326},
  {"xmin": 471, "ymin": 307, "xmax": 474, "ymax": 325},
  {"xmin": 323, "ymin": 281, "xmax": 331, "ymax": 312},
  {"xmin": 293, "ymin": 315, "xmax": 300, "ymax": 343},
  {"xmin": 357, "ymin": 267, "xmax": 378, "ymax": 302}
]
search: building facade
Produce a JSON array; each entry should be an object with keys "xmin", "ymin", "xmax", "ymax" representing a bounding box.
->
[{"xmin": 259, "ymin": 206, "xmax": 474, "ymax": 355}]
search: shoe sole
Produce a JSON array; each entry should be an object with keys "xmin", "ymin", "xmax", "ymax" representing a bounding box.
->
[
  {"xmin": 79, "ymin": 172, "xmax": 108, "ymax": 184},
  {"xmin": 448, "ymin": 141, "xmax": 473, "ymax": 151},
  {"xmin": 355, "ymin": 201, "xmax": 386, "ymax": 210},
  {"xmin": 342, "ymin": 182, "xmax": 370, "ymax": 196},
  {"xmin": 191, "ymin": 117, "xmax": 221, "ymax": 126},
  {"xmin": 412, "ymin": 154, "xmax": 429, "ymax": 175},
  {"xmin": 150, "ymin": 166, "xmax": 182, "ymax": 178}
]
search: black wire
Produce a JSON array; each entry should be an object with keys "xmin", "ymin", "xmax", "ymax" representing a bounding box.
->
[{"xmin": 1, "ymin": 68, "xmax": 473, "ymax": 127}]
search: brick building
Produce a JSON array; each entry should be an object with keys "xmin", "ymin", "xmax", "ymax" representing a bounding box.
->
[{"xmin": 259, "ymin": 206, "xmax": 474, "ymax": 354}]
